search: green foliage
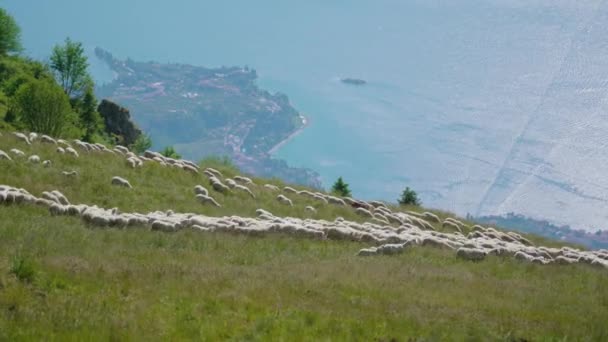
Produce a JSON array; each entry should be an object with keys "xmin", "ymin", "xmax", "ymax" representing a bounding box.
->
[
  {"xmin": 331, "ymin": 176, "xmax": 351, "ymax": 197},
  {"xmin": 76, "ymin": 85, "xmax": 104, "ymax": 142},
  {"xmin": 0, "ymin": 8, "xmax": 22, "ymax": 55},
  {"xmin": 10, "ymin": 253, "xmax": 36, "ymax": 283},
  {"xmin": 161, "ymin": 146, "xmax": 181, "ymax": 159},
  {"xmin": 11, "ymin": 78, "xmax": 75, "ymax": 137},
  {"xmin": 398, "ymin": 187, "xmax": 421, "ymax": 206},
  {"xmin": 131, "ymin": 133, "xmax": 152, "ymax": 154},
  {"xmin": 50, "ymin": 38, "xmax": 91, "ymax": 98}
]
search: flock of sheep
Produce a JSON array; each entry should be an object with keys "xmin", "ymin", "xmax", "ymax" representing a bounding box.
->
[{"xmin": 1, "ymin": 131, "xmax": 608, "ymax": 270}]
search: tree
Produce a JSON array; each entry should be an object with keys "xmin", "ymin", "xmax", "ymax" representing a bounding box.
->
[
  {"xmin": 331, "ymin": 176, "xmax": 351, "ymax": 197},
  {"xmin": 0, "ymin": 8, "xmax": 22, "ymax": 55},
  {"xmin": 398, "ymin": 187, "xmax": 421, "ymax": 206},
  {"xmin": 78, "ymin": 85, "xmax": 104, "ymax": 142},
  {"xmin": 161, "ymin": 146, "xmax": 181, "ymax": 159},
  {"xmin": 50, "ymin": 38, "xmax": 91, "ymax": 98},
  {"xmin": 131, "ymin": 133, "xmax": 152, "ymax": 154},
  {"xmin": 12, "ymin": 79, "xmax": 73, "ymax": 136}
]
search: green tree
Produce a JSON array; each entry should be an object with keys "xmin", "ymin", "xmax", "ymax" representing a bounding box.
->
[
  {"xmin": 131, "ymin": 133, "xmax": 152, "ymax": 154},
  {"xmin": 0, "ymin": 8, "xmax": 22, "ymax": 55},
  {"xmin": 398, "ymin": 187, "xmax": 421, "ymax": 206},
  {"xmin": 50, "ymin": 38, "xmax": 91, "ymax": 98},
  {"xmin": 331, "ymin": 176, "xmax": 352, "ymax": 197},
  {"xmin": 77, "ymin": 85, "xmax": 104, "ymax": 142},
  {"xmin": 12, "ymin": 79, "xmax": 73, "ymax": 136},
  {"xmin": 161, "ymin": 146, "xmax": 181, "ymax": 159}
]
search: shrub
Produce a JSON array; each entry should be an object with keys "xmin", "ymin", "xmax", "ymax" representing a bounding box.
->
[
  {"xmin": 331, "ymin": 177, "xmax": 352, "ymax": 197},
  {"xmin": 398, "ymin": 187, "xmax": 421, "ymax": 206}
]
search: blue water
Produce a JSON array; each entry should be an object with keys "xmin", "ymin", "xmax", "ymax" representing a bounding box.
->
[{"xmin": 6, "ymin": 1, "xmax": 598, "ymax": 223}]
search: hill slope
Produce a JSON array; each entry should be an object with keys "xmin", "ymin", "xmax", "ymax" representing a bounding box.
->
[{"xmin": 0, "ymin": 130, "xmax": 607, "ymax": 340}]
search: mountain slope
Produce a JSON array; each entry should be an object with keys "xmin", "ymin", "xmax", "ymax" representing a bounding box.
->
[{"xmin": 1, "ymin": 130, "xmax": 607, "ymax": 339}]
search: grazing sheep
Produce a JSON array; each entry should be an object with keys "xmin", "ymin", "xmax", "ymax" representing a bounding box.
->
[
  {"xmin": 13, "ymin": 132, "xmax": 30, "ymax": 144},
  {"xmin": 355, "ymin": 207, "xmax": 373, "ymax": 218},
  {"xmin": 327, "ymin": 196, "xmax": 346, "ymax": 206},
  {"xmin": 65, "ymin": 147, "xmax": 79, "ymax": 157},
  {"xmin": 305, "ymin": 206, "xmax": 317, "ymax": 213},
  {"xmin": 40, "ymin": 135, "xmax": 57, "ymax": 144},
  {"xmin": 442, "ymin": 220, "xmax": 462, "ymax": 233},
  {"xmin": 57, "ymin": 139, "xmax": 71, "ymax": 148},
  {"xmin": 126, "ymin": 157, "xmax": 138, "ymax": 168},
  {"xmin": 151, "ymin": 220, "xmax": 178, "ymax": 232},
  {"xmin": 205, "ymin": 167, "xmax": 223, "ymax": 178},
  {"xmin": 194, "ymin": 185, "xmax": 209, "ymax": 196},
  {"xmin": 456, "ymin": 247, "xmax": 487, "ymax": 261},
  {"xmin": 56, "ymin": 147, "xmax": 66, "ymax": 154},
  {"xmin": 0, "ymin": 150, "xmax": 12, "ymax": 161},
  {"xmin": 182, "ymin": 164, "xmax": 199, "ymax": 174},
  {"xmin": 283, "ymin": 186, "xmax": 298, "ymax": 194},
  {"xmin": 10, "ymin": 148, "xmax": 25, "ymax": 157},
  {"xmin": 277, "ymin": 194, "xmax": 293, "ymax": 206},
  {"xmin": 233, "ymin": 175, "xmax": 254, "ymax": 185},
  {"xmin": 422, "ymin": 212, "xmax": 441, "ymax": 223},
  {"xmin": 42, "ymin": 160, "xmax": 52, "ymax": 167},
  {"xmin": 210, "ymin": 179, "xmax": 230, "ymax": 193},
  {"xmin": 313, "ymin": 194, "xmax": 329, "ymax": 204},
  {"xmin": 114, "ymin": 145, "xmax": 129, "ymax": 154},
  {"xmin": 28, "ymin": 155, "xmax": 40, "ymax": 163},
  {"xmin": 50, "ymin": 190, "xmax": 70, "ymax": 205},
  {"xmin": 369, "ymin": 200, "xmax": 387, "ymax": 208},
  {"xmin": 225, "ymin": 178, "xmax": 237, "ymax": 188},
  {"xmin": 264, "ymin": 184, "xmax": 280, "ymax": 192},
  {"xmin": 196, "ymin": 194, "xmax": 221, "ymax": 207},
  {"xmin": 234, "ymin": 184, "xmax": 255, "ymax": 198},
  {"xmin": 357, "ymin": 247, "xmax": 378, "ymax": 256},
  {"xmin": 111, "ymin": 176, "xmax": 132, "ymax": 188},
  {"xmin": 61, "ymin": 170, "xmax": 78, "ymax": 177},
  {"xmin": 28, "ymin": 132, "xmax": 38, "ymax": 142}
]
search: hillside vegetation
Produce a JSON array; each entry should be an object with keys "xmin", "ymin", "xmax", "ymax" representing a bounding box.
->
[{"xmin": 1, "ymin": 132, "xmax": 608, "ymax": 340}]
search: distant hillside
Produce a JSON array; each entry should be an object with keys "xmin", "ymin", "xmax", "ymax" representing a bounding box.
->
[{"xmin": 94, "ymin": 48, "xmax": 321, "ymax": 188}]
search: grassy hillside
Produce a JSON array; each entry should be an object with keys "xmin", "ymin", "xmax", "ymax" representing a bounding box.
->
[{"xmin": 1, "ymin": 131, "xmax": 608, "ymax": 340}]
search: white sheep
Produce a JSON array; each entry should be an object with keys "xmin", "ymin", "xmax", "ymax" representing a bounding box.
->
[
  {"xmin": 28, "ymin": 132, "xmax": 38, "ymax": 142},
  {"xmin": 196, "ymin": 194, "xmax": 221, "ymax": 207},
  {"xmin": 204, "ymin": 167, "xmax": 223, "ymax": 178},
  {"xmin": 0, "ymin": 150, "xmax": 12, "ymax": 161},
  {"xmin": 224, "ymin": 178, "xmax": 237, "ymax": 188},
  {"xmin": 57, "ymin": 139, "xmax": 71, "ymax": 148},
  {"xmin": 264, "ymin": 184, "xmax": 280, "ymax": 192},
  {"xmin": 182, "ymin": 164, "xmax": 199, "ymax": 174},
  {"xmin": 233, "ymin": 175, "xmax": 254, "ymax": 185},
  {"xmin": 442, "ymin": 220, "xmax": 462, "ymax": 233},
  {"xmin": 327, "ymin": 196, "xmax": 346, "ymax": 206},
  {"xmin": 277, "ymin": 194, "xmax": 293, "ymax": 206},
  {"xmin": 422, "ymin": 212, "xmax": 441, "ymax": 223},
  {"xmin": 305, "ymin": 206, "xmax": 317, "ymax": 213},
  {"xmin": 10, "ymin": 148, "xmax": 25, "ymax": 157},
  {"xmin": 111, "ymin": 176, "xmax": 132, "ymax": 188},
  {"xmin": 456, "ymin": 247, "xmax": 487, "ymax": 261},
  {"xmin": 234, "ymin": 184, "xmax": 255, "ymax": 198},
  {"xmin": 13, "ymin": 132, "xmax": 30, "ymax": 145},
  {"xmin": 42, "ymin": 160, "xmax": 51, "ymax": 167},
  {"xmin": 355, "ymin": 207, "xmax": 373, "ymax": 218},
  {"xmin": 62, "ymin": 170, "xmax": 78, "ymax": 177},
  {"xmin": 210, "ymin": 179, "xmax": 230, "ymax": 193},
  {"xmin": 283, "ymin": 186, "xmax": 298, "ymax": 194},
  {"xmin": 28, "ymin": 155, "xmax": 40, "ymax": 163},
  {"xmin": 193, "ymin": 185, "xmax": 209, "ymax": 196},
  {"xmin": 40, "ymin": 135, "xmax": 57, "ymax": 144},
  {"xmin": 65, "ymin": 147, "xmax": 79, "ymax": 157}
]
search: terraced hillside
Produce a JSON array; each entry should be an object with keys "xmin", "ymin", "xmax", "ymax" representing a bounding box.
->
[{"xmin": 0, "ymin": 130, "xmax": 607, "ymax": 340}]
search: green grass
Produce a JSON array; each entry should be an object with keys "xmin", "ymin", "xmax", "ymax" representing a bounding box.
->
[{"xmin": 1, "ymin": 132, "xmax": 608, "ymax": 340}]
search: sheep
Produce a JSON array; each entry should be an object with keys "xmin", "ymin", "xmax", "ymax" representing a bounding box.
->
[
  {"xmin": 264, "ymin": 184, "xmax": 280, "ymax": 192},
  {"xmin": 327, "ymin": 196, "xmax": 346, "ymax": 206},
  {"xmin": 277, "ymin": 194, "xmax": 293, "ymax": 206},
  {"xmin": 442, "ymin": 220, "xmax": 462, "ymax": 233},
  {"xmin": 355, "ymin": 207, "xmax": 373, "ymax": 218},
  {"xmin": 357, "ymin": 247, "xmax": 379, "ymax": 256},
  {"xmin": 233, "ymin": 175, "xmax": 254, "ymax": 185},
  {"xmin": 0, "ymin": 150, "xmax": 12, "ymax": 161},
  {"xmin": 210, "ymin": 179, "xmax": 230, "ymax": 193},
  {"xmin": 50, "ymin": 190, "xmax": 70, "ymax": 205},
  {"xmin": 196, "ymin": 194, "xmax": 221, "ymax": 207},
  {"xmin": 65, "ymin": 147, "xmax": 79, "ymax": 157},
  {"xmin": 204, "ymin": 167, "xmax": 223, "ymax": 178},
  {"xmin": 304, "ymin": 206, "xmax": 317, "ymax": 213},
  {"xmin": 61, "ymin": 170, "xmax": 78, "ymax": 177},
  {"xmin": 42, "ymin": 160, "xmax": 52, "ymax": 167},
  {"xmin": 10, "ymin": 148, "xmax": 25, "ymax": 157},
  {"xmin": 28, "ymin": 132, "xmax": 38, "ymax": 142},
  {"xmin": 111, "ymin": 176, "xmax": 132, "ymax": 188},
  {"xmin": 224, "ymin": 178, "xmax": 237, "ymax": 188},
  {"xmin": 114, "ymin": 145, "xmax": 129, "ymax": 154},
  {"xmin": 126, "ymin": 157, "xmax": 138, "ymax": 168},
  {"xmin": 234, "ymin": 184, "xmax": 255, "ymax": 198},
  {"xmin": 13, "ymin": 132, "xmax": 30, "ymax": 145},
  {"xmin": 313, "ymin": 194, "xmax": 329, "ymax": 204},
  {"xmin": 28, "ymin": 155, "xmax": 40, "ymax": 163},
  {"xmin": 40, "ymin": 135, "xmax": 57, "ymax": 144},
  {"xmin": 283, "ymin": 186, "xmax": 298, "ymax": 194},
  {"xmin": 182, "ymin": 164, "xmax": 199, "ymax": 174},
  {"xmin": 369, "ymin": 200, "xmax": 387, "ymax": 208},
  {"xmin": 422, "ymin": 212, "xmax": 441, "ymax": 223},
  {"xmin": 456, "ymin": 247, "xmax": 487, "ymax": 261},
  {"xmin": 57, "ymin": 139, "xmax": 71, "ymax": 148},
  {"xmin": 151, "ymin": 220, "xmax": 178, "ymax": 232},
  {"xmin": 193, "ymin": 185, "xmax": 209, "ymax": 197}
]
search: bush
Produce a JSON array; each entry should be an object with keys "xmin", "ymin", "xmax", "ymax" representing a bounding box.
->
[
  {"xmin": 398, "ymin": 187, "xmax": 421, "ymax": 206},
  {"xmin": 10, "ymin": 253, "xmax": 36, "ymax": 283},
  {"xmin": 130, "ymin": 133, "xmax": 152, "ymax": 154},
  {"xmin": 161, "ymin": 146, "xmax": 181, "ymax": 159}
]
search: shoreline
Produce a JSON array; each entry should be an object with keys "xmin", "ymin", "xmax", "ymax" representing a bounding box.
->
[{"xmin": 268, "ymin": 114, "xmax": 310, "ymax": 155}]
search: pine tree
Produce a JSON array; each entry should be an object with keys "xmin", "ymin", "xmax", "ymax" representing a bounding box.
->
[
  {"xmin": 331, "ymin": 177, "xmax": 351, "ymax": 197},
  {"xmin": 398, "ymin": 187, "xmax": 421, "ymax": 206}
]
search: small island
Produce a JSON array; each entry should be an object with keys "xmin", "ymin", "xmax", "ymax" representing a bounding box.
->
[{"xmin": 341, "ymin": 78, "xmax": 367, "ymax": 85}]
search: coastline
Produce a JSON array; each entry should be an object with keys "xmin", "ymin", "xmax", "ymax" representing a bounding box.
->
[{"xmin": 268, "ymin": 114, "xmax": 310, "ymax": 155}]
